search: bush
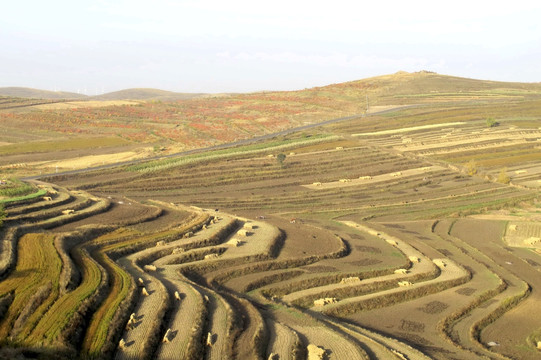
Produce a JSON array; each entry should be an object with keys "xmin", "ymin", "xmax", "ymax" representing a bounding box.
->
[
  {"xmin": 497, "ymin": 168, "xmax": 510, "ymax": 184},
  {"xmin": 486, "ymin": 117, "xmax": 499, "ymax": 127},
  {"xmin": 466, "ymin": 160, "xmax": 477, "ymax": 176}
]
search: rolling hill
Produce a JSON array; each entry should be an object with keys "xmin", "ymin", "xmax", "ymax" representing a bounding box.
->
[
  {"xmin": 91, "ymin": 88, "xmax": 206, "ymax": 101},
  {"xmin": 0, "ymin": 87, "xmax": 87, "ymax": 100}
]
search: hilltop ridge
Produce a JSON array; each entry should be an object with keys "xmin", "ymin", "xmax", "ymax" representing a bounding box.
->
[{"xmin": 3, "ymin": 71, "xmax": 541, "ymax": 102}]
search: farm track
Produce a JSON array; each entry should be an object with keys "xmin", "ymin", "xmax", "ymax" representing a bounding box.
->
[
  {"xmin": 114, "ymin": 257, "xmax": 168, "ymax": 360},
  {"xmin": 265, "ymin": 320, "xmax": 300, "ymax": 360},
  {"xmin": 153, "ymin": 272, "xmax": 205, "ymax": 360},
  {"xmin": 199, "ymin": 287, "xmax": 232, "ymax": 360}
]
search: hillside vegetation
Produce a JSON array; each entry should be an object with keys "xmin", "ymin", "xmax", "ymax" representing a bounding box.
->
[{"xmin": 0, "ymin": 71, "xmax": 541, "ymax": 359}]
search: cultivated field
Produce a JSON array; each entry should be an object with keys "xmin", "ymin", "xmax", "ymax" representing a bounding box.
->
[{"xmin": 0, "ymin": 72, "xmax": 541, "ymax": 359}]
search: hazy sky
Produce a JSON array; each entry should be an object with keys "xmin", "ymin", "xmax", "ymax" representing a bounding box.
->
[{"xmin": 2, "ymin": 0, "xmax": 540, "ymax": 94}]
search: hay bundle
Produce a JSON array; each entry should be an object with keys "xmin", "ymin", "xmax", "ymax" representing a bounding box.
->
[
  {"xmin": 172, "ymin": 247, "xmax": 184, "ymax": 254},
  {"xmin": 433, "ymin": 259, "xmax": 446, "ymax": 268},
  {"xmin": 313, "ymin": 297, "xmax": 338, "ymax": 306},
  {"xmin": 307, "ymin": 344, "xmax": 327, "ymax": 360},
  {"xmin": 163, "ymin": 328, "xmax": 172, "ymax": 343},
  {"xmin": 237, "ymin": 229, "xmax": 251, "ymax": 237},
  {"xmin": 206, "ymin": 332, "xmax": 214, "ymax": 346},
  {"xmin": 340, "ymin": 276, "xmax": 361, "ymax": 284},
  {"xmin": 227, "ymin": 238, "xmax": 244, "ymax": 247},
  {"xmin": 144, "ymin": 264, "xmax": 157, "ymax": 272},
  {"xmin": 524, "ymin": 237, "xmax": 540, "ymax": 245}
]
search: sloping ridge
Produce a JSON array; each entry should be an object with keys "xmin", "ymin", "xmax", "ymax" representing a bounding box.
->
[
  {"xmin": 0, "ymin": 87, "xmax": 87, "ymax": 100},
  {"xmin": 91, "ymin": 88, "xmax": 205, "ymax": 101}
]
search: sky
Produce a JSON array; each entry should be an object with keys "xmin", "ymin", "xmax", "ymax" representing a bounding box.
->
[{"xmin": 1, "ymin": 0, "xmax": 541, "ymax": 94}]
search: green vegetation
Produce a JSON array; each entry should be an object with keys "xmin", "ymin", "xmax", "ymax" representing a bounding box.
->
[
  {"xmin": 276, "ymin": 153, "xmax": 286, "ymax": 167},
  {"xmin": 497, "ymin": 168, "xmax": 510, "ymax": 184},
  {"xmin": 486, "ymin": 117, "xmax": 499, "ymax": 127},
  {"xmin": 0, "ymin": 179, "xmax": 34, "ymax": 198},
  {"xmin": 0, "ymin": 234, "xmax": 62, "ymax": 343},
  {"xmin": 466, "ymin": 159, "xmax": 478, "ymax": 176},
  {"xmin": 0, "ymin": 189, "xmax": 47, "ymax": 205},
  {"xmin": 127, "ymin": 134, "xmax": 335, "ymax": 173}
]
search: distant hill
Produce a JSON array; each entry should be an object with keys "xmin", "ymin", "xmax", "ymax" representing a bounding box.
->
[
  {"xmin": 2, "ymin": 72, "xmax": 541, "ymax": 103},
  {"xmin": 91, "ymin": 88, "xmax": 205, "ymax": 101},
  {"xmin": 0, "ymin": 87, "xmax": 88, "ymax": 100}
]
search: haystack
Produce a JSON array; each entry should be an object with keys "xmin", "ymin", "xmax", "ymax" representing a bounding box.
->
[
  {"xmin": 307, "ymin": 344, "xmax": 327, "ymax": 360},
  {"xmin": 433, "ymin": 259, "xmax": 446, "ymax": 268},
  {"xmin": 206, "ymin": 332, "xmax": 214, "ymax": 346},
  {"xmin": 144, "ymin": 264, "xmax": 157, "ymax": 272},
  {"xmin": 524, "ymin": 237, "xmax": 540, "ymax": 245},
  {"xmin": 313, "ymin": 297, "xmax": 338, "ymax": 306},
  {"xmin": 340, "ymin": 277, "xmax": 361, "ymax": 284},
  {"xmin": 163, "ymin": 328, "xmax": 172, "ymax": 343}
]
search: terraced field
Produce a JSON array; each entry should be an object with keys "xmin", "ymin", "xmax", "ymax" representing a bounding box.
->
[{"xmin": 1, "ymin": 73, "xmax": 541, "ymax": 359}]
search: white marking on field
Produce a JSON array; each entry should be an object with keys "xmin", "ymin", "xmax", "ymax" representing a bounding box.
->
[
  {"xmin": 352, "ymin": 122, "xmax": 466, "ymax": 136},
  {"xmin": 303, "ymin": 165, "xmax": 445, "ymax": 190}
]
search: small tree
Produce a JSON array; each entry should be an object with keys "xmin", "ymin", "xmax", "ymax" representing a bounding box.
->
[
  {"xmin": 486, "ymin": 117, "xmax": 499, "ymax": 128},
  {"xmin": 466, "ymin": 159, "xmax": 478, "ymax": 176},
  {"xmin": 497, "ymin": 168, "xmax": 510, "ymax": 184},
  {"xmin": 276, "ymin": 153, "xmax": 286, "ymax": 168}
]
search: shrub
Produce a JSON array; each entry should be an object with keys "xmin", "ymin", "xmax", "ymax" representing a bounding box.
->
[
  {"xmin": 466, "ymin": 159, "xmax": 477, "ymax": 176},
  {"xmin": 497, "ymin": 168, "xmax": 510, "ymax": 184},
  {"xmin": 486, "ymin": 117, "xmax": 499, "ymax": 127}
]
